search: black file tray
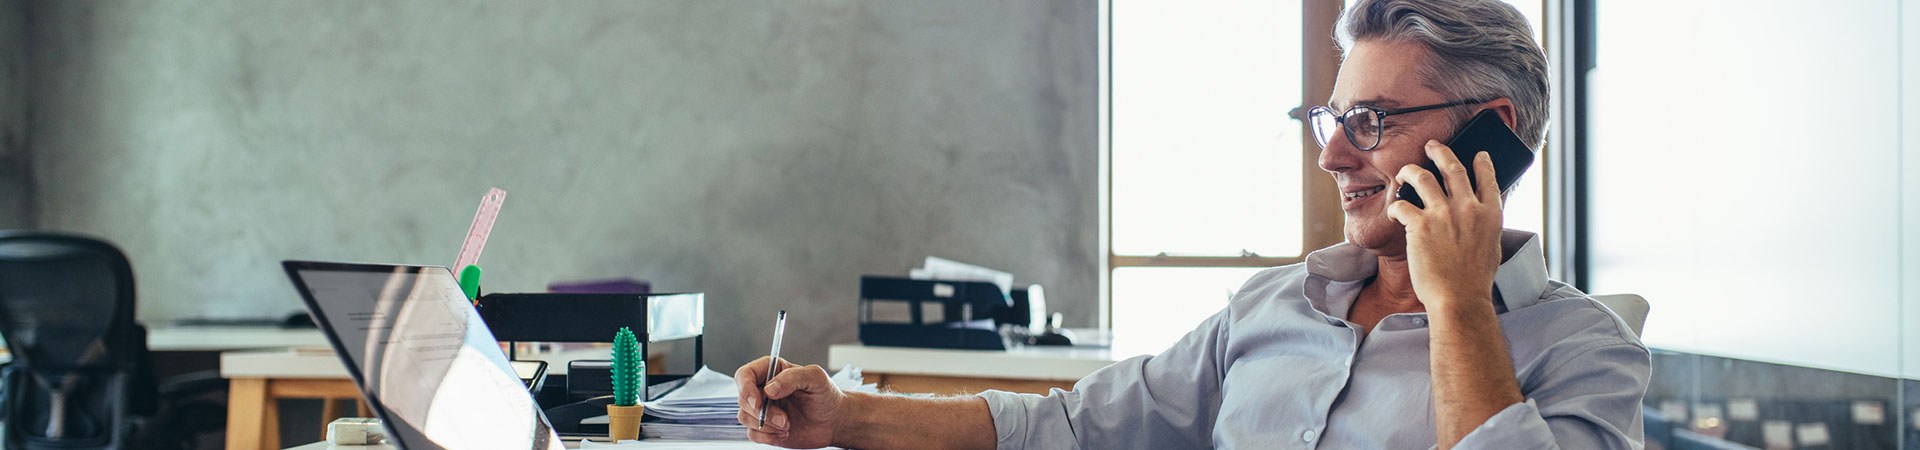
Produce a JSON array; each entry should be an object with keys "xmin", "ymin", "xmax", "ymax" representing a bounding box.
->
[
  {"xmin": 475, "ymin": 292, "xmax": 705, "ymax": 413},
  {"xmin": 857, "ymin": 276, "xmax": 1012, "ymax": 350}
]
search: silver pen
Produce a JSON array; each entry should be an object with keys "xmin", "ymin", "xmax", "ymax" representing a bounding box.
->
[{"xmin": 758, "ymin": 310, "xmax": 788, "ymax": 428}]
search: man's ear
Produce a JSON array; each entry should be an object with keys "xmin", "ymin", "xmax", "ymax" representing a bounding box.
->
[{"xmin": 1481, "ymin": 98, "xmax": 1518, "ymax": 130}]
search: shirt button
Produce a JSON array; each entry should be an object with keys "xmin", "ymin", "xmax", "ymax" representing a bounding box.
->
[
  {"xmin": 1411, "ymin": 317, "xmax": 1427, "ymax": 326},
  {"xmin": 1302, "ymin": 429, "xmax": 1318, "ymax": 442}
]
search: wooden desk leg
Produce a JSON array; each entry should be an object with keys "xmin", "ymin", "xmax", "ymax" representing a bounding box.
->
[
  {"xmin": 262, "ymin": 392, "xmax": 280, "ymax": 450},
  {"xmin": 225, "ymin": 378, "xmax": 268, "ymax": 450},
  {"xmin": 319, "ymin": 399, "xmax": 341, "ymax": 442}
]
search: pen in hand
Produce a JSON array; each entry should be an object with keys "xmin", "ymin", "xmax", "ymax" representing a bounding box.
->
[{"xmin": 759, "ymin": 310, "xmax": 788, "ymax": 428}]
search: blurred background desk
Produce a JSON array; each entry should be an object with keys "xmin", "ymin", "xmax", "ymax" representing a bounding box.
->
[
  {"xmin": 149, "ymin": 324, "xmax": 331, "ymax": 351},
  {"xmin": 221, "ymin": 350, "xmax": 355, "ymax": 450},
  {"xmin": 222, "ymin": 346, "xmax": 667, "ymax": 450},
  {"xmin": 827, "ymin": 343, "xmax": 1125, "ymax": 395}
]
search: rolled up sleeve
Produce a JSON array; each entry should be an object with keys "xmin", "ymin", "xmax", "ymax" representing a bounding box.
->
[
  {"xmin": 1448, "ymin": 342, "xmax": 1653, "ymax": 450},
  {"xmin": 975, "ymin": 309, "xmax": 1232, "ymax": 450}
]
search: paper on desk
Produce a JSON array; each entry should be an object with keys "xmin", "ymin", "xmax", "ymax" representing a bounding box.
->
[
  {"xmin": 644, "ymin": 366, "xmax": 871, "ymax": 405},
  {"xmin": 911, "ymin": 256, "xmax": 1013, "ymax": 295},
  {"xmin": 644, "ymin": 368, "xmax": 741, "ymax": 407},
  {"xmin": 587, "ymin": 366, "xmax": 873, "ymax": 440}
]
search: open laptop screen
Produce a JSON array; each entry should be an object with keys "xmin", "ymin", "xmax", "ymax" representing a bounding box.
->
[{"xmin": 284, "ymin": 261, "xmax": 563, "ymax": 450}]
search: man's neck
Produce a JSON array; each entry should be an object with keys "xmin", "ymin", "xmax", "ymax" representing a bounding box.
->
[{"xmin": 1366, "ymin": 255, "xmax": 1424, "ymax": 312}]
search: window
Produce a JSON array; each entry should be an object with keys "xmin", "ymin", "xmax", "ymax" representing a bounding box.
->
[
  {"xmin": 1581, "ymin": 0, "xmax": 1903, "ymax": 377},
  {"xmin": 1103, "ymin": 1, "xmax": 1340, "ymax": 356},
  {"xmin": 1103, "ymin": 1, "xmax": 1553, "ymax": 356},
  {"xmin": 1499, "ymin": 0, "xmax": 1545, "ymax": 239}
]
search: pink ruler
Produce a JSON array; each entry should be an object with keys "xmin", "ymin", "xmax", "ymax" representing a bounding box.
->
[{"xmin": 455, "ymin": 188, "xmax": 507, "ymax": 270}]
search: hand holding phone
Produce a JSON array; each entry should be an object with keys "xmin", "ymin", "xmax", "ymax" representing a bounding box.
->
[
  {"xmin": 1385, "ymin": 110, "xmax": 1519, "ymax": 317},
  {"xmin": 1395, "ymin": 109, "xmax": 1535, "ymax": 208}
]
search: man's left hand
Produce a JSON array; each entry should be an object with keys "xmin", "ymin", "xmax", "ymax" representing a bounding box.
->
[{"xmin": 1385, "ymin": 140, "xmax": 1505, "ymax": 310}]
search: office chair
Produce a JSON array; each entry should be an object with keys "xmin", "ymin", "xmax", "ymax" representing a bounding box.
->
[
  {"xmin": 0, "ymin": 231, "xmax": 162, "ymax": 450},
  {"xmin": 1591, "ymin": 293, "xmax": 1650, "ymax": 338}
]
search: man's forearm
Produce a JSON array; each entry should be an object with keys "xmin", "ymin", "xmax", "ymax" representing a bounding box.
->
[
  {"xmin": 832, "ymin": 391, "xmax": 998, "ymax": 450},
  {"xmin": 1428, "ymin": 295, "xmax": 1526, "ymax": 449}
]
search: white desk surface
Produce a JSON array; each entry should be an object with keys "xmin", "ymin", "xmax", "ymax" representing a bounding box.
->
[
  {"xmin": 827, "ymin": 343, "xmax": 1132, "ymax": 381},
  {"xmin": 223, "ymin": 347, "xmax": 654, "ymax": 379},
  {"xmin": 147, "ymin": 325, "xmax": 329, "ymax": 352},
  {"xmin": 221, "ymin": 349, "xmax": 349, "ymax": 379}
]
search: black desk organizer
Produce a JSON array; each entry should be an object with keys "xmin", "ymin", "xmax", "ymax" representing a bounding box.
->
[
  {"xmin": 475, "ymin": 292, "xmax": 704, "ymax": 435},
  {"xmin": 857, "ymin": 276, "xmax": 1022, "ymax": 351}
]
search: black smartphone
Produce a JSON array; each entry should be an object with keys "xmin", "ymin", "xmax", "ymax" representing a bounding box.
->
[{"xmin": 1395, "ymin": 109, "xmax": 1535, "ymax": 209}]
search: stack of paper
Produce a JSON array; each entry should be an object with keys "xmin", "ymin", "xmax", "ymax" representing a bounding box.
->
[
  {"xmin": 635, "ymin": 366, "xmax": 875, "ymax": 441},
  {"xmin": 640, "ymin": 423, "xmax": 751, "ymax": 441},
  {"xmin": 909, "ymin": 256, "xmax": 1014, "ymax": 296}
]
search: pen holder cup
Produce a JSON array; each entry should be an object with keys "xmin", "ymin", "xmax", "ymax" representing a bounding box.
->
[{"xmin": 607, "ymin": 404, "xmax": 644, "ymax": 441}]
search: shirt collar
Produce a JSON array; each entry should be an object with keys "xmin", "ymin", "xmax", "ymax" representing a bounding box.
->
[{"xmin": 1305, "ymin": 229, "xmax": 1553, "ymax": 312}]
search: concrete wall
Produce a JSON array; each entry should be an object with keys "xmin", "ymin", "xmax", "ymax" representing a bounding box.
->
[
  {"xmin": 22, "ymin": 1, "xmax": 1097, "ymax": 369},
  {"xmin": 0, "ymin": 0, "xmax": 27, "ymax": 229}
]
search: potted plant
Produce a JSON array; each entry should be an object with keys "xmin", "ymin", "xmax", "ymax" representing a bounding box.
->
[{"xmin": 608, "ymin": 327, "xmax": 645, "ymax": 441}]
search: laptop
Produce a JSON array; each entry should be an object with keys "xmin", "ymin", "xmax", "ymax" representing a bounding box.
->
[{"xmin": 282, "ymin": 261, "xmax": 565, "ymax": 450}]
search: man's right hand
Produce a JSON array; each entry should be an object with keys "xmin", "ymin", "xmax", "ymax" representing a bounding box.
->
[{"xmin": 735, "ymin": 356, "xmax": 848, "ymax": 448}]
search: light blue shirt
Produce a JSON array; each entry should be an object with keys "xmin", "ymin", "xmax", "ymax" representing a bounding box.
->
[{"xmin": 978, "ymin": 230, "xmax": 1651, "ymax": 449}]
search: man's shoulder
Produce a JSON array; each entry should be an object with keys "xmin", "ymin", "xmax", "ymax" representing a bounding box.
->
[
  {"xmin": 1236, "ymin": 263, "xmax": 1310, "ymax": 295},
  {"xmin": 1247, "ymin": 263, "xmax": 1311, "ymax": 285},
  {"xmin": 1512, "ymin": 282, "xmax": 1648, "ymax": 352},
  {"xmin": 1221, "ymin": 263, "xmax": 1314, "ymax": 315}
]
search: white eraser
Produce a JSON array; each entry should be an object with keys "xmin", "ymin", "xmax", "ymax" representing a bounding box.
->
[{"xmin": 327, "ymin": 418, "xmax": 389, "ymax": 446}]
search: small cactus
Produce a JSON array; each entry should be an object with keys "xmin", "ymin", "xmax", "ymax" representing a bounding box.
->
[{"xmin": 611, "ymin": 327, "xmax": 643, "ymax": 407}]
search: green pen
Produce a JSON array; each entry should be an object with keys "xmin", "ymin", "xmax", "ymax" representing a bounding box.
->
[{"xmin": 458, "ymin": 264, "xmax": 482, "ymax": 304}]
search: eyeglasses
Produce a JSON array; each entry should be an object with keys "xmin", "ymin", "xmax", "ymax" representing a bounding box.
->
[{"xmin": 1307, "ymin": 99, "xmax": 1488, "ymax": 151}]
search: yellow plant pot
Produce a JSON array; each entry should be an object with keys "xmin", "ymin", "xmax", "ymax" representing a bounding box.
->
[{"xmin": 607, "ymin": 404, "xmax": 644, "ymax": 441}]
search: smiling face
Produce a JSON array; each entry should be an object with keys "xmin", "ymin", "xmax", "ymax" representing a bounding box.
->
[{"xmin": 1319, "ymin": 40, "xmax": 1466, "ymax": 257}]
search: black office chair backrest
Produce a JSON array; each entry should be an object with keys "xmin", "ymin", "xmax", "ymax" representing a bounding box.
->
[
  {"xmin": 0, "ymin": 231, "xmax": 153, "ymax": 450},
  {"xmin": 0, "ymin": 232, "xmax": 137, "ymax": 371}
]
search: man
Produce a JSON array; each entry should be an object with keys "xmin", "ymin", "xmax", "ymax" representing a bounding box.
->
[{"xmin": 733, "ymin": 0, "xmax": 1650, "ymax": 448}]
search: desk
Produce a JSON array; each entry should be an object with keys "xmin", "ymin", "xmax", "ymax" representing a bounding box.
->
[
  {"xmin": 148, "ymin": 325, "xmax": 330, "ymax": 351},
  {"xmin": 224, "ymin": 347, "xmax": 665, "ymax": 450},
  {"xmin": 826, "ymin": 344, "xmax": 1128, "ymax": 395},
  {"xmin": 223, "ymin": 350, "xmax": 356, "ymax": 450},
  {"xmin": 0, "ymin": 325, "xmax": 330, "ymax": 365}
]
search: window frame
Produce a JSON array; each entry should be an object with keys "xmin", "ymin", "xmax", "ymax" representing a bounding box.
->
[
  {"xmin": 1543, "ymin": 0, "xmax": 1588, "ymax": 290},
  {"xmin": 1096, "ymin": 1, "xmax": 1348, "ymax": 329}
]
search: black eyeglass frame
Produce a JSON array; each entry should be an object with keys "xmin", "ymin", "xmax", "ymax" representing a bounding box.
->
[{"xmin": 1308, "ymin": 99, "xmax": 1491, "ymax": 151}]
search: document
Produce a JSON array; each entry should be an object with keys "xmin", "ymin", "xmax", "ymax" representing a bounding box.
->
[{"xmin": 594, "ymin": 366, "xmax": 874, "ymax": 441}]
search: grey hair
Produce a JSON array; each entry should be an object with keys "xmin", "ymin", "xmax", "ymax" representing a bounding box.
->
[{"xmin": 1336, "ymin": 0, "xmax": 1550, "ymax": 150}]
